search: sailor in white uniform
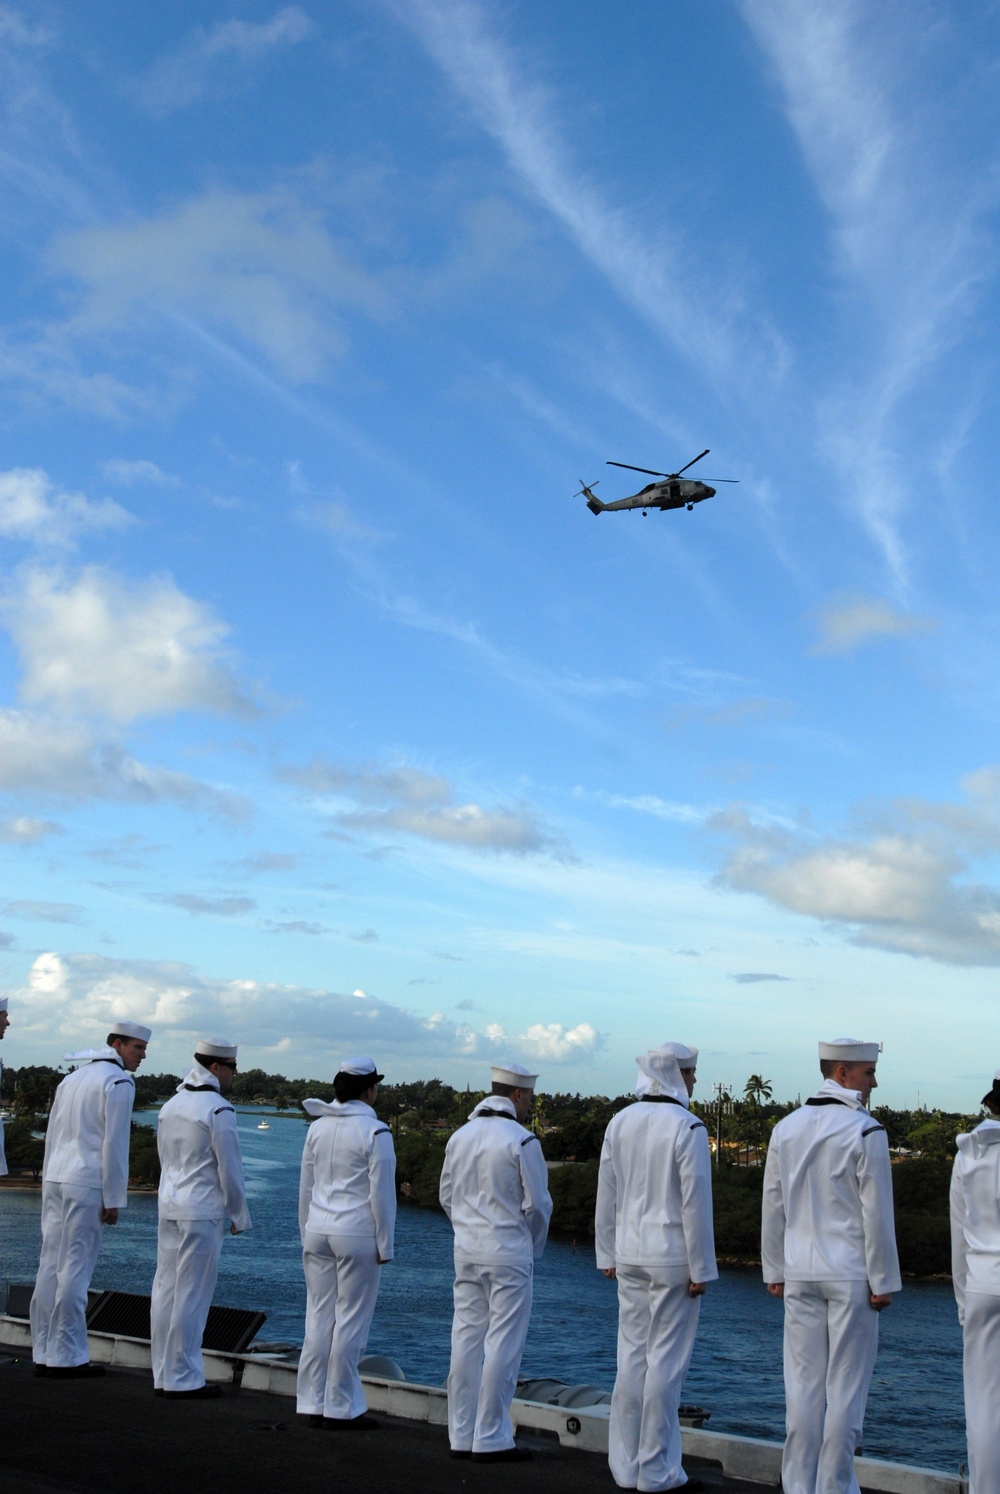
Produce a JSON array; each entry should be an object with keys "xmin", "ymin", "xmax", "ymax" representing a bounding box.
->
[
  {"xmin": 596, "ymin": 1042, "xmax": 717, "ymax": 1494},
  {"xmin": 0, "ymin": 995, "xmax": 10, "ymax": 1179},
  {"xmin": 762, "ymin": 1038, "xmax": 901, "ymax": 1494},
  {"xmin": 439, "ymin": 1061, "xmax": 552, "ymax": 1464},
  {"xmin": 31, "ymin": 1019, "xmax": 151, "ymax": 1376},
  {"xmin": 296, "ymin": 1056, "xmax": 396, "ymax": 1429},
  {"xmin": 150, "ymin": 1037, "xmax": 251, "ymax": 1399},
  {"xmin": 950, "ymin": 1068, "xmax": 1000, "ymax": 1494}
]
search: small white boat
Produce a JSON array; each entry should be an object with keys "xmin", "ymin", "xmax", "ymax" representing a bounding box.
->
[{"xmin": 257, "ymin": 1120, "xmax": 271, "ymax": 1130}]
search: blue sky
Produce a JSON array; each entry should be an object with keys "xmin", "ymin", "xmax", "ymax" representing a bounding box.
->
[{"xmin": 1, "ymin": 0, "xmax": 999, "ymax": 1108}]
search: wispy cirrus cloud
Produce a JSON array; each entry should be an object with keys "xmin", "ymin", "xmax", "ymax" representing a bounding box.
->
[
  {"xmin": 388, "ymin": 0, "xmax": 785, "ymax": 393},
  {"xmin": 741, "ymin": 0, "xmax": 999, "ymax": 581},
  {"xmin": 810, "ymin": 591, "xmax": 934, "ymax": 654},
  {"xmin": 135, "ymin": 6, "xmax": 316, "ymax": 117}
]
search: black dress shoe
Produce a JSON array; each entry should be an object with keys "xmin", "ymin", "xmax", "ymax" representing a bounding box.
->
[
  {"xmin": 163, "ymin": 1384, "xmax": 222, "ymax": 1399},
  {"xmin": 320, "ymin": 1413, "xmax": 380, "ymax": 1430},
  {"xmin": 33, "ymin": 1364, "xmax": 47, "ymax": 1377},
  {"xmin": 153, "ymin": 1388, "xmax": 164, "ymax": 1397},
  {"xmin": 449, "ymin": 1449, "xmax": 472, "ymax": 1459},
  {"xmin": 471, "ymin": 1448, "xmax": 533, "ymax": 1463},
  {"xmin": 47, "ymin": 1363, "xmax": 106, "ymax": 1379}
]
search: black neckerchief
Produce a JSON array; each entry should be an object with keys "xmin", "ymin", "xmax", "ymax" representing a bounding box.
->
[
  {"xmin": 805, "ymin": 1096, "xmax": 850, "ymax": 1107},
  {"xmin": 640, "ymin": 1094, "xmax": 684, "ymax": 1106},
  {"xmin": 476, "ymin": 1108, "xmax": 514, "ymax": 1118},
  {"xmin": 183, "ymin": 1083, "xmax": 219, "ymax": 1093},
  {"xmin": 92, "ymin": 1058, "xmax": 125, "ymax": 1069}
]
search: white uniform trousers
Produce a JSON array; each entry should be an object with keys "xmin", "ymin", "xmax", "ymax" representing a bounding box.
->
[
  {"xmin": 782, "ymin": 1279, "xmax": 879, "ymax": 1494},
  {"xmin": 963, "ymin": 1292, "xmax": 1000, "ymax": 1494},
  {"xmin": 150, "ymin": 1217, "xmax": 225, "ymax": 1392},
  {"xmin": 447, "ymin": 1259, "xmax": 533, "ymax": 1454},
  {"xmin": 30, "ymin": 1182, "xmax": 104, "ymax": 1368},
  {"xmin": 609, "ymin": 1267, "xmax": 701, "ymax": 1493},
  {"xmin": 296, "ymin": 1231, "xmax": 381, "ymax": 1419}
]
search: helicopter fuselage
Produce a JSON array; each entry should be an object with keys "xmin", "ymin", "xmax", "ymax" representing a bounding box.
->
[{"xmin": 585, "ymin": 477, "xmax": 715, "ymax": 515}]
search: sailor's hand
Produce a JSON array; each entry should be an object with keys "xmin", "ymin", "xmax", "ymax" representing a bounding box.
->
[
  {"xmin": 767, "ymin": 1282, "xmax": 784, "ymax": 1298},
  {"xmin": 688, "ymin": 1281, "xmax": 706, "ymax": 1297},
  {"xmin": 230, "ymin": 1224, "xmax": 242, "ymax": 1235},
  {"xmin": 870, "ymin": 1293, "xmax": 892, "ymax": 1311},
  {"xmin": 601, "ymin": 1267, "xmax": 617, "ymax": 1279},
  {"xmin": 377, "ymin": 1255, "xmax": 390, "ymax": 1264},
  {"xmin": 101, "ymin": 1207, "xmax": 119, "ymax": 1225}
]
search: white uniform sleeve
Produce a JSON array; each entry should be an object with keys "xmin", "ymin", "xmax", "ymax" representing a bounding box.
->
[
  {"xmin": 209, "ymin": 1104, "xmax": 251, "ymax": 1233},
  {"xmin": 299, "ymin": 1130, "xmax": 316, "ymax": 1242},
  {"xmin": 102, "ymin": 1074, "xmax": 135, "ymax": 1210},
  {"xmin": 676, "ymin": 1118, "xmax": 718, "ymax": 1283},
  {"xmin": 369, "ymin": 1127, "xmax": 396, "ymax": 1261},
  {"xmin": 950, "ymin": 1152, "xmax": 968, "ymax": 1324},
  {"xmin": 761, "ymin": 1134, "xmax": 786, "ymax": 1284},
  {"xmin": 439, "ymin": 1141, "xmax": 454, "ymax": 1220},
  {"xmin": 594, "ymin": 1128, "xmax": 617, "ymax": 1271},
  {"xmin": 857, "ymin": 1125, "xmax": 902, "ymax": 1295},
  {"xmin": 518, "ymin": 1134, "xmax": 552, "ymax": 1259}
]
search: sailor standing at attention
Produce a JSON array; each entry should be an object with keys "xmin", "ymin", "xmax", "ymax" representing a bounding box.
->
[
  {"xmin": 439, "ymin": 1061, "xmax": 553, "ymax": 1464},
  {"xmin": 31, "ymin": 1020, "xmax": 151, "ymax": 1377},
  {"xmin": 0, "ymin": 995, "xmax": 10, "ymax": 1179},
  {"xmin": 150, "ymin": 1037, "xmax": 250, "ymax": 1399},
  {"xmin": 949, "ymin": 1068, "xmax": 1000, "ymax": 1494},
  {"xmin": 296, "ymin": 1057, "xmax": 396, "ymax": 1430},
  {"xmin": 762, "ymin": 1038, "xmax": 900, "ymax": 1494},
  {"xmin": 596, "ymin": 1042, "xmax": 717, "ymax": 1494}
]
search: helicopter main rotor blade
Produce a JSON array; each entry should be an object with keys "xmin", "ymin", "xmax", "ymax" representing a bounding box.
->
[
  {"xmin": 606, "ymin": 461, "xmax": 669, "ymax": 477},
  {"xmin": 701, "ymin": 478, "xmax": 739, "ymax": 484},
  {"xmin": 675, "ymin": 448, "xmax": 710, "ymax": 476}
]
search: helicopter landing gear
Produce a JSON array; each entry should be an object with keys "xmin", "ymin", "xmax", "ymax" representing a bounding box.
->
[
  {"xmin": 642, "ymin": 509, "xmax": 648, "ymax": 516},
  {"xmin": 687, "ymin": 503, "xmax": 694, "ymax": 511}
]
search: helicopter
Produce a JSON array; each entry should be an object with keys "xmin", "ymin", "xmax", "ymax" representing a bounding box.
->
[{"xmin": 575, "ymin": 449, "xmax": 738, "ymax": 516}]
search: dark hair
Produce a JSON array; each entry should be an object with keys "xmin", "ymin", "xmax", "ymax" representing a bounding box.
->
[
  {"xmin": 195, "ymin": 1053, "xmax": 235, "ymax": 1070},
  {"xmin": 334, "ymin": 1071, "xmax": 379, "ymax": 1103},
  {"xmin": 492, "ymin": 1082, "xmax": 530, "ymax": 1098},
  {"xmin": 819, "ymin": 1058, "xmax": 836, "ymax": 1078}
]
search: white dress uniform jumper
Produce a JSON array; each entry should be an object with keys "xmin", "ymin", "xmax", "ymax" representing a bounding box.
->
[
  {"xmin": 950, "ymin": 1103, "xmax": 1000, "ymax": 1494},
  {"xmin": 762, "ymin": 1071, "xmax": 901, "ymax": 1494},
  {"xmin": 596, "ymin": 1044, "xmax": 718, "ymax": 1494},
  {"xmin": 30, "ymin": 1047, "xmax": 138, "ymax": 1368},
  {"xmin": 296, "ymin": 1096, "xmax": 396, "ymax": 1421},
  {"xmin": 150, "ymin": 1058, "xmax": 251, "ymax": 1393},
  {"xmin": 439, "ymin": 1092, "xmax": 553, "ymax": 1455}
]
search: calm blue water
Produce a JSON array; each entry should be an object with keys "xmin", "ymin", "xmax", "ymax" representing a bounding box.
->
[{"xmin": 0, "ymin": 1108, "xmax": 967, "ymax": 1474}]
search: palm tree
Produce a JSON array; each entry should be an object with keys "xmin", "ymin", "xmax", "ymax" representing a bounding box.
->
[{"xmin": 741, "ymin": 1075, "xmax": 774, "ymax": 1164}]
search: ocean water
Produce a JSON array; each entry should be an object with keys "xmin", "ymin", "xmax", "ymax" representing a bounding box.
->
[{"xmin": 0, "ymin": 1108, "xmax": 967, "ymax": 1474}]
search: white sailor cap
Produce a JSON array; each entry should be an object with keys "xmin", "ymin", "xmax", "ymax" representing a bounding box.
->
[
  {"xmin": 196, "ymin": 1037, "xmax": 238, "ymax": 1060},
  {"xmin": 339, "ymin": 1056, "xmax": 384, "ymax": 1080},
  {"xmin": 491, "ymin": 1062, "xmax": 538, "ymax": 1088},
  {"xmin": 651, "ymin": 1041, "xmax": 698, "ymax": 1070},
  {"xmin": 818, "ymin": 1037, "xmax": 880, "ymax": 1064},
  {"xmin": 110, "ymin": 1020, "xmax": 151, "ymax": 1043}
]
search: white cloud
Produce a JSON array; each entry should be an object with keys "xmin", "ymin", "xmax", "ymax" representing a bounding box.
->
[
  {"xmin": 4, "ymin": 566, "xmax": 255, "ymax": 722},
  {"xmin": 712, "ymin": 775, "xmax": 1000, "ymax": 966},
  {"xmin": 0, "ymin": 468, "xmax": 132, "ymax": 545},
  {"xmin": 138, "ymin": 7, "xmax": 316, "ymax": 116},
  {"xmin": 0, "ymin": 814, "xmax": 62, "ymax": 844},
  {"xmin": 50, "ymin": 188, "xmax": 389, "ymax": 384},
  {"xmin": 5, "ymin": 899, "xmax": 82, "ymax": 924},
  {"xmin": 811, "ymin": 592, "xmax": 935, "ymax": 654},
  {"xmin": 0, "ymin": 708, "xmax": 247, "ymax": 815},
  {"xmin": 158, "ymin": 894, "xmax": 257, "ymax": 919},
  {"xmin": 7, "ymin": 952, "xmax": 604, "ymax": 1075},
  {"xmin": 280, "ymin": 756, "xmax": 561, "ymax": 856},
  {"xmin": 100, "ymin": 459, "xmax": 178, "ymax": 488}
]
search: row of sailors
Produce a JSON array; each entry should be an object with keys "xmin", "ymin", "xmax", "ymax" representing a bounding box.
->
[{"xmin": 1, "ymin": 998, "xmax": 998, "ymax": 1494}]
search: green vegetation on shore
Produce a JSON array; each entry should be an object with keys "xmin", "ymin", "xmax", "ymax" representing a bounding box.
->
[{"xmin": 0, "ymin": 1066, "xmax": 976, "ymax": 1273}]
